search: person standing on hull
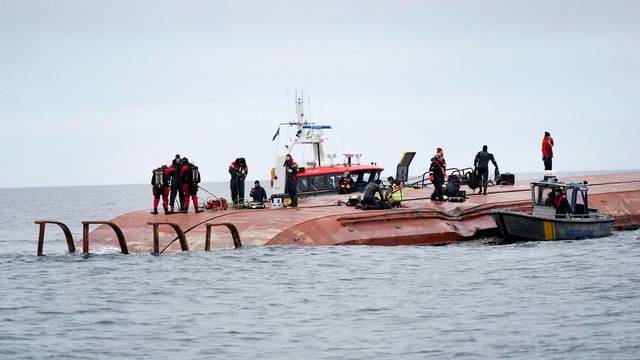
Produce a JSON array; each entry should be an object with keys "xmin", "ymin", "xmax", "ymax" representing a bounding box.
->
[
  {"xmin": 150, "ymin": 165, "xmax": 171, "ymax": 215},
  {"xmin": 250, "ymin": 180, "xmax": 267, "ymax": 203},
  {"xmin": 474, "ymin": 145, "xmax": 499, "ymax": 195},
  {"xmin": 284, "ymin": 154, "xmax": 299, "ymax": 207},
  {"xmin": 542, "ymin": 131, "xmax": 555, "ymax": 171},
  {"xmin": 169, "ymin": 154, "xmax": 184, "ymax": 212},
  {"xmin": 430, "ymin": 153, "xmax": 446, "ymax": 201},
  {"xmin": 229, "ymin": 158, "xmax": 248, "ymax": 205},
  {"xmin": 180, "ymin": 158, "xmax": 203, "ymax": 214}
]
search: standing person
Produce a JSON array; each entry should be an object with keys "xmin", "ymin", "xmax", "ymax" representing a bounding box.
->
[
  {"xmin": 169, "ymin": 154, "xmax": 184, "ymax": 212},
  {"xmin": 229, "ymin": 158, "xmax": 248, "ymax": 205},
  {"xmin": 180, "ymin": 158, "xmax": 203, "ymax": 214},
  {"xmin": 474, "ymin": 145, "xmax": 499, "ymax": 195},
  {"xmin": 430, "ymin": 154, "xmax": 446, "ymax": 201},
  {"xmin": 284, "ymin": 154, "xmax": 299, "ymax": 207},
  {"xmin": 150, "ymin": 165, "xmax": 171, "ymax": 215},
  {"xmin": 436, "ymin": 147, "xmax": 447, "ymax": 170},
  {"xmin": 542, "ymin": 131, "xmax": 555, "ymax": 171},
  {"xmin": 250, "ymin": 180, "xmax": 267, "ymax": 203}
]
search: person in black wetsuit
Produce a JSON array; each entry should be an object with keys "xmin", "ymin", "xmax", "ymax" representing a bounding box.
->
[
  {"xmin": 474, "ymin": 145, "xmax": 499, "ymax": 195},
  {"xmin": 554, "ymin": 188, "xmax": 571, "ymax": 217},
  {"xmin": 361, "ymin": 179, "xmax": 385, "ymax": 209},
  {"xmin": 430, "ymin": 154, "xmax": 446, "ymax": 201},
  {"xmin": 169, "ymin": 154, "xmax": 184, "ymax": 212}
]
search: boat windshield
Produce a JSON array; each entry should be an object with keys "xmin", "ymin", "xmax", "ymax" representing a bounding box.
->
[
  {"xmin": 298, "ymin": 170, "xmax": 382, "ymax": 194},
  {"xmin": 533, "ymin": 185, "xmax": 558, "ymax": 206}
]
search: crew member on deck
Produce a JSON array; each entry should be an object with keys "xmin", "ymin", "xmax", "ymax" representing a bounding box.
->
[
  {"xmin": 151, "ymin": 165, "xmax": 171, "ymax": 215},
  {"xmin": 362, "ymin": 179, "xmax": 385, "ymax": 208},
  {"xmin": 554, "ymin": 188, "xmax": 571, "ymax": 217},
  {"xmin": 169, "ymin": 154, "xmax": 184, "ymax": 212},
  {"xmin": 180, "ymin": 158, "xmax": 203, "ymax": 214},
  {"xmin": 430, "ymin": 154, "xmax": 446, "ymax": 201},
  {"xmin": 542, "ymin": 131, "xmax": 555, "ymax": 171},
  {"xmin": 250, "ymin": 180, "xmax": 267, "ymax": 203},
  {"xmin": 284, "ymin": 154, "xmax": 299, "ymax": 207},
  {"xmin": 229, "ymin": 158, "xmax": 248, "ymax": 205},
  {"xmin": 474, "ymin": 145, "xmax": 499, "ymax": 195}
]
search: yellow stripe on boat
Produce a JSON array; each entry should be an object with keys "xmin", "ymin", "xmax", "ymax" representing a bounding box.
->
[{"xmin": 543, "ymin": 221, "xmax": 555, "ymax": 240}]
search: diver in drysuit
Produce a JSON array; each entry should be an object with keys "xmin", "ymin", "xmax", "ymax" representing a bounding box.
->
[
  {"xmin": 180, "ymin": 158, "xmax": 203, "ymax": 213},
  {"xmin": 151, "ymin": 165, "xmax": 171, "ymax": 215},
  {"xmin": 169, "ymin": 154, "xmax": 184, "ymax": 212},
  {"xmin": 474, "ymin": 145, "xmax": 499, "ymax": 195}
]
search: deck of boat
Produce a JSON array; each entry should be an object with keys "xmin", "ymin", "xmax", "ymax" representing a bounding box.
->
[{"xmin": 87, "ymin": 172, "xmax": 640, "ymax": 253}]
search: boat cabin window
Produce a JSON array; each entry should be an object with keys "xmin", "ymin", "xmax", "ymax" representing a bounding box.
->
[
  {"xmin": 533, "ymin": 185, "xmax": 557, "ymax": 206},
  {"xmin": 297, "ymin": 170, "xmax": 383, "ymax": 193}
]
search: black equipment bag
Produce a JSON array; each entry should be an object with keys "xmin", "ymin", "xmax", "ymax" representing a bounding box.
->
[
  {"xmin": 468, "ymin": 168, "xmax": 480, "ymax": 190},
  {"xmin": 498, "ymin": 172, "xmax": 515, "ymax": 185}
]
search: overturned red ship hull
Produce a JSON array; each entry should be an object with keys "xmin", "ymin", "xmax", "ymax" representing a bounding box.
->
[{"xmin": 84, "ymin": 172, "xmax": 640, "ymax": 253}]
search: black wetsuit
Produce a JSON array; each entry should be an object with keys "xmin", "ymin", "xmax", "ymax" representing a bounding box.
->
[
  {"xmin": 474, "ymin": 151, "xmax": 498, "ymax": 195},
  {"xmin": 169, "ymin": 159, "xmax": 184, "ymax": 210}
]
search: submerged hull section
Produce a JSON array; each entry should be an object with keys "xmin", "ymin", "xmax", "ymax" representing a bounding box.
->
[{"xmin": 86, "ymin": 172, "xmax": 640, "ymax": 253}]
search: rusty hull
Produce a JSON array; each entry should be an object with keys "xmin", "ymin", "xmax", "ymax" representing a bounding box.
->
[{"xmin": 86, "ymin": 172, "xmax": 640, "ymax": 253}]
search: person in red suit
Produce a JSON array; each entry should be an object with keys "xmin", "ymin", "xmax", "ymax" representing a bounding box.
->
[
  {"xmin": 542, "ymin": 131, "xmax": 555, "ymax": 171},
  {"xmin": 180, "ymin": 157, "xmax": 203, "ymax": 214},
  {"xmin": 151, "ymin": 165, "xmax": 171, "ymax": 215}
]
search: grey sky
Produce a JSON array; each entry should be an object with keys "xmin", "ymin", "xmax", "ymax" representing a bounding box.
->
[{"xmin": 1, "ymin": 0, "xmax": 639, "ymax": 188}]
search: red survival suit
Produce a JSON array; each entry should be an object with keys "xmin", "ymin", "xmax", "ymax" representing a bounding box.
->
[
  {"xmin": 180, "ymin": 160, "xmax": 203, "ymax": 213},
  {"xmin": 151, "ymin": 166, "xmax": 171, "ymax": 215}
]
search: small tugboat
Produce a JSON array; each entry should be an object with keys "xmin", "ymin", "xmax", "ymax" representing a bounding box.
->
[
  {"xmin": 270, "ymin": 92, "xmax": 383, "ymax": 196},
  {"xmin": 491, "ymin": 176, "xmax": 614, "ymax": 243}
]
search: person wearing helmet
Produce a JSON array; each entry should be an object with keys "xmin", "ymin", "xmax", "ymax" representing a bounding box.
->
[{"xmin": 150, "ymin": 165, "xmax": 171, "ymax": 215}]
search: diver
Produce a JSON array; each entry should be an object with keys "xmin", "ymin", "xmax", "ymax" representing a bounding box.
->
[
  {"xmin": 338, "ymin": 171, "xmax": 355, "ymax": 194},
  {"xmin": 284, "ymin": 154, "xmax": 299, "ymax": 207},
  {"xmin": 250, "ymin": 180, "xmax": 267, "ymax": 203},
  {"xmin": 430, "ymin": 153, "xmax": 446, "ymax": 201},
  {"xmin": 542, "ymin": 131, "xmax": 555, "ymax": 171},
  {"xmin": 361, "ymin": 179, "xmax": 385, "ymax": 209},
  {"xmin": 180, "ymin": 158, "xmax": 203, "ymax": 214},
  {"xmin": 474, "ymin": 145, "xmax": 499, "ymax": 195},
  {"xmin": 554, "ymin": 188, "xmax": 571, "ymax": 217},
  {"xmin": 229, "ymin": 158, "xmax": 248, "ymax": 205},
  {"xmin": 169, "ymin": 154, "xmax": 184, "ymax": 212},
  {"xmin": 150, "ymin": 165, "xmax": 171, "ymax": 215}
]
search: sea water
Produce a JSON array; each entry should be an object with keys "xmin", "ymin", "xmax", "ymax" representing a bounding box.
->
[{"xmin": 1, "ymin": 183, "xmax": 639, "ymax": 359}]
